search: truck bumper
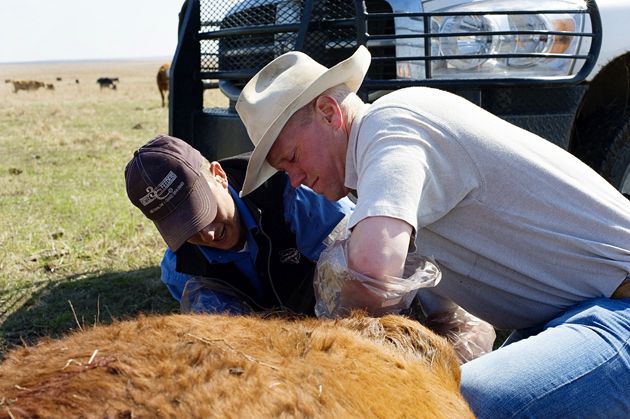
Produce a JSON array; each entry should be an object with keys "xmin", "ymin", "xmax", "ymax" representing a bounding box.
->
[{"xmin": 191, "ymin": 84, "xmax": 588, "ymax": 162}]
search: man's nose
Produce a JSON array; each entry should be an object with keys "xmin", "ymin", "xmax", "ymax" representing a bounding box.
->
[
  {"xmin": 199, "ymin": 225, "xmax": 218, "ymax": 242},
  {"xmin": 288, "ymin": 168, "xmax": 306, "ymax": 189}
]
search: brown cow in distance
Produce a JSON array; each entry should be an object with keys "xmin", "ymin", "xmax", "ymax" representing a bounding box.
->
[
  {"xmin": 9, "ymin": 80, "xmax": 45, "ymax": 93},
  {"xmin": 0, "ymin": 312, "xmax": 473, "ymax": 418},
  {"xmin": 157, "ymin": 63, "xmax": 170, "ymax": 107}
]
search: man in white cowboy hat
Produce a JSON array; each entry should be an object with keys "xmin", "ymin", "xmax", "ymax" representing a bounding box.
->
[{"xmin": 235, "ymin": 46, "xmax": 630, "ymax": 417}]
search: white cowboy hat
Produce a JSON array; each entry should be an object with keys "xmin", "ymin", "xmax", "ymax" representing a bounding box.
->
[{"xmin": 236, "ymin": 45, "xmax": 371, "ymax": 196}]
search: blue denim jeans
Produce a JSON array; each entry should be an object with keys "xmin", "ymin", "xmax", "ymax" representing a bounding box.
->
[{"xmin": 460, "ymin": 297, "xmax": 630, "ymax": 418}]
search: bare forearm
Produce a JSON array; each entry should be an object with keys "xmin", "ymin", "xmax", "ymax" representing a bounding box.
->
[{"xmin": 347, "ymin": 216, "xmax": 412, "ymax": 279}]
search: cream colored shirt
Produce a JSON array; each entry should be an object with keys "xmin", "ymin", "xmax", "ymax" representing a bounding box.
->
[{"xmin": 345, "ymin": 87, "xmax": 630, "ymax": 329}]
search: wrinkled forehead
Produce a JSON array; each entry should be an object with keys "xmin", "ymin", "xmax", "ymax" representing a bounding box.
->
[
  {"xmin": 267, "ymin": 129, "xmax": 293, "ymax": 168},
  {"xmin": 268, "ymin": 98, "xmax": 317, "ymax": 160}
]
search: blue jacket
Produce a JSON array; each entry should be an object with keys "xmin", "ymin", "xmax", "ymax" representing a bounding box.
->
[{"xmin": 160, "ymin": 153, "xmax": 354, "ymax": 315}]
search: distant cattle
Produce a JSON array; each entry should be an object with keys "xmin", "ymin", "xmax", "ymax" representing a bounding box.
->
[
  {"xmin": 0, "ymin": 312, "xmax": 473, "ymax": 418},
  {"xmin": 157, "ymin": 63, "xmax": 170, "ymax": 107},
  {"xmin": 75, "ymin": 79, "xmax": 80, "ymax": 84},
  {"xmin": 46, "ymin": 83, "xmax": 55, "ymax": 90},
  {"xmin": 97, "ymin": 77, "xmax": 119, "ymax": 90},
  {"xmin": 9, "ymin": 80, "xmax": 46, "ymax": 93},
  {"xmin": 56, "ymin": 77, "xmax": 62, "ymax": 81}
]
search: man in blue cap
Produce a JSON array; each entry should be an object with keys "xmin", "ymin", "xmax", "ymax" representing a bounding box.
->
[{"xmin": 125, "ymin": 134, "xmax": 353, "ymax": 314}]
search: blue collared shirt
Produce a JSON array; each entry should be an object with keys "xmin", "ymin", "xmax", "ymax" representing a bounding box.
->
[
  {"xmin": 195, "ymin": 185, "xmax": 262, "ymax": 298},
  {"xmin": 161, "ymin": 182, "xmax": 354, "ymax": 312}
]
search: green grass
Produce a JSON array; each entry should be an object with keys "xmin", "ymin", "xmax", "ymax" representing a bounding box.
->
[{"xmin": 0, "ymin": 60, "xmax": 181, "ymax": 356}]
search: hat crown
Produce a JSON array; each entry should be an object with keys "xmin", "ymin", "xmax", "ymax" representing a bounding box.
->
[
  {"xmin": 235, "ymin": 46, "xmax": 371, "ymax": 197},
  {"xmin": 236, "ymin": 52, "xmax": 327, "ymax": 146},
  {"xmin": 125, "ymin": 135, "xmax": 201, "ymax": 221},
  {"xmin": 124, "ymin": 135, "xmax": 218, "ymax": 251}
]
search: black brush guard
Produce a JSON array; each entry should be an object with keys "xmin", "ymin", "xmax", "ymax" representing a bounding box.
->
[{"xmin": 170, "ymin": 0, "xmax": 602, "ymax": 161}]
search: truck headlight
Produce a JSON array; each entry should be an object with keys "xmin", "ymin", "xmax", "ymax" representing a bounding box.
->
[
  {"xmin": 398, "ymin": 0, "xmax": 591, "ymax": 79},
  {"xmin": 438, "ymin": 14, "xmax": 498, "ymax": 70}
]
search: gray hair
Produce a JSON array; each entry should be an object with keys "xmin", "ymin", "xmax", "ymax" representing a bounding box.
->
[{"xmin": 290, "ymin": 84, "xmax": 364, "ymax": 127}]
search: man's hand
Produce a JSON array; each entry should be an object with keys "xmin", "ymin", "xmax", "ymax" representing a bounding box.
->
[{"xmin": 426, "ymin": 307, "xmax": 496, "ymax": 364}]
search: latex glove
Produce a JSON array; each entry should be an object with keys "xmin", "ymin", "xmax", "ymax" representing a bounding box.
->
[
  {"xmin": 426, "ymin": 306, "xmax": 496, "ymax": 364},
  {"xmin": 314, "ymin": 238, "xmax": 441, "ymax": 318}
]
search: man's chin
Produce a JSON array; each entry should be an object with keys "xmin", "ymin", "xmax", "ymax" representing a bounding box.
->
[
  {"xmin": 324, "ymin": 189, "xmax": 348, "ymax": 202},
  {"xmin": 229, "ymin": 232, "xmax": 247, "ymax": 251}
]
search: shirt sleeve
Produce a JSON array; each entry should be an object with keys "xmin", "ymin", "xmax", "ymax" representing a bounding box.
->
[
  {"xmin": 350, "ymin": 106, "xmax": 481, "ymax": 231},
  {"xmin": 160, "ymin": 248, "xmax": 190, "ymax": 301},
  {"xmin": 283, "ymin": 183, "xmax": 355, "ymax": 261}
]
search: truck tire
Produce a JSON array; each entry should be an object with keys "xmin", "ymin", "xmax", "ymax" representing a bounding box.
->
[{"xmin": 601, "ymin": 119, "xmax": 630, "ymax": 198}]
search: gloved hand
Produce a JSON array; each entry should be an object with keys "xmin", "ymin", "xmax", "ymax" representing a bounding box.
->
[
  {"xmin": 314, "ymin": 238, "xmax": 441, "ymax": 318},
  {"xmin": 181, "ymin": 277, "xmax": 253, "ymax": 315},
  {"xmin": 426, "ymin": 306, "xmax": 496, "ymax": 364}
]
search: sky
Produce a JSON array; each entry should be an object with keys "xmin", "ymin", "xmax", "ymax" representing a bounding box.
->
[{"xmin": 0, "ymin": 0, "xmax": 184, "ymax": 63}]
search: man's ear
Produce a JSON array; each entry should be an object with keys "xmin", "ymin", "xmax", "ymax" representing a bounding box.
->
[
  {"xmin": 209, "ymin": 161, "xmax": 229, "ymax": 189},
  {"xmin": 315, "ymin": 95, "xmax": 343, "ymax": 129}
]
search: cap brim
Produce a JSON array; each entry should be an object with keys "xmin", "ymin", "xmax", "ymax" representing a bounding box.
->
[
  {"xmin": 154, "ymin": 175, "xmax": 218, "ymax": 251},
  {"xmin": 239, "ymin": 46, "xmax": 371, "ymax": 197}
]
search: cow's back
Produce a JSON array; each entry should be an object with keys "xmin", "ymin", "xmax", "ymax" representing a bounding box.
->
[{"xmin": 0, "ymin": 313, "xmax": 473, "ymax": 418}]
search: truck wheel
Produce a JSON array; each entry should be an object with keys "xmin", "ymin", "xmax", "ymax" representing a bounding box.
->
[{"xmin": 601, "ymin": 119, "xmax": 630, "ymax": 198}]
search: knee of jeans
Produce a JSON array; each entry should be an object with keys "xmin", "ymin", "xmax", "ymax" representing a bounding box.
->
[
  {"xmin": 460, "ymin": 359, "xmax": 536, "ymax": 419},
  {"xmin": 460, "ymin": 366, "xmax": 507, "ymax": 418},
  {"xmin": 460, "ymin": 383, "xmax": 505, "ymax": 418}
]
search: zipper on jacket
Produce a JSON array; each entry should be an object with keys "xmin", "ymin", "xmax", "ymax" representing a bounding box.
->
[{"xmin": 257, "ymin": 208, "xmax": 286, "ymax": 310}]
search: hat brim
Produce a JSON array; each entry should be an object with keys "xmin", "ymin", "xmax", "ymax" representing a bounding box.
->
[
  {"xmin": 154, "ymin": 175, "xmax": 218, "ymax": 251},
  {"xmin": 239, "ymin": 46, "xmax": 371, "ymax": 196}
]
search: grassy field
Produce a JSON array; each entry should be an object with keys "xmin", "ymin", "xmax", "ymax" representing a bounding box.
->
[
  {"xmin": 0, "ymin": 59, "xmax": 509, "ymax": 360},
  {"xmin": 0, "ymin": 59, "xmax": 210, "ymax": 357}
]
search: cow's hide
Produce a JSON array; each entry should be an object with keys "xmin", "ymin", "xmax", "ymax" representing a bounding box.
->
[
  {"xmin": 0, "ymin": 312, "xmax": 473, "ymax": 418},
  {"xmin": 157, "ymin": 63, "xmax": 170, "ymax": 108},
  {"xmin": 10, "ymin": 80, "xmax": 45, "ymax": 93}
]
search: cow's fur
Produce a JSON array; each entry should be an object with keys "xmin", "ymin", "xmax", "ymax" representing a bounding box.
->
[
  {"xmin": 157, "ymin": 63, "xmax": 170, "ymax": 107},
  {"xmin": 9, "ymin": 80, "xmax": 45, "ymax": 93},
  {"xmin": 0, "ymin": 313, "xmax": 473, "ymax": 418}
]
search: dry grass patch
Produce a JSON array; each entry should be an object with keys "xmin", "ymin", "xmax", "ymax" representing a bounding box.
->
[{"xmin": 0, "ymin": 59, "xmax": 184, "ymax": 355}]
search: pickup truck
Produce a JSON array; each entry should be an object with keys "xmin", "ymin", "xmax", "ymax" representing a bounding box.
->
[{"xmin": 169, "ymin": 0, "xmax": 630, "ymax": 197}]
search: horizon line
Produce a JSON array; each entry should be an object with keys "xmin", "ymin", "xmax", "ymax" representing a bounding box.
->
[{"xmin": 0, "ymin": 55, "xmax": 174, "ymax": 65}]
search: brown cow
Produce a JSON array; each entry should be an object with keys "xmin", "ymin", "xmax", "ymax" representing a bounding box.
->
[
  {"xmin": 10, "ymin": 80, "xmax": 45, "ymax": 93},
  {"xmin": 157, "ymin": 63, "xmax": 170, "ymax": 107},
  {"xmin": 0, "ymin": 312, "xmax": 473, "ymax": 418}
]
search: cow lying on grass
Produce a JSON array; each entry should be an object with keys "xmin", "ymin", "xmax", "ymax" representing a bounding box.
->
[{"xmin": 0, "ymin": 312, "xmax": 473, "ymax": 418}]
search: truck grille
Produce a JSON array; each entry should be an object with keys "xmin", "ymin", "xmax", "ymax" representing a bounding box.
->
[
  {"xmin": 199, "ymin": 0, "xmax": 395, "ymax": 87},
  {"xmin": 198, "ymin": 0, "xmax": 600, "ymax": 93}
]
